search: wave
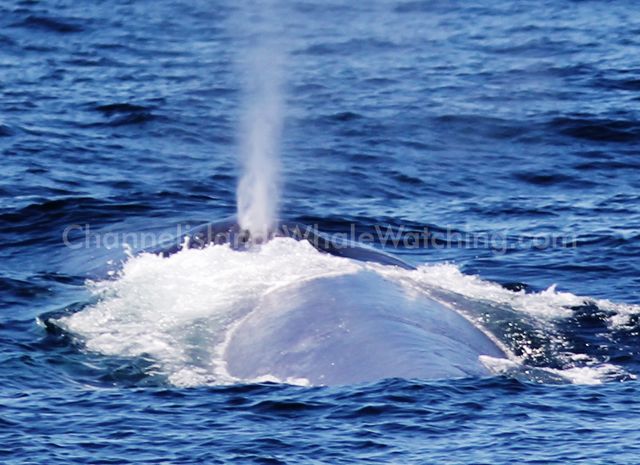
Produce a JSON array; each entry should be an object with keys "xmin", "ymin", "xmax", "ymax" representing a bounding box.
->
[
  {"xmin": 0, "ymin": 196, "xmax": 152, "ymax": 226},
  {"xmin": 85, "ymin": 102, "xmax": 159, "ymax": 127},
  {"xmin": 13, "ymin": 15, "xmax": 85, "ymax": 34},
  {"xmin": 0, "ymin": 123, "xmax": 14, "ymax": 137},
  {"xmin": 295, "ymin": 38, "xmax": 400, "ymax": 56},
  {"xmin": 552, "ymin": 116, "xmax": 640, "ymax": 143}
]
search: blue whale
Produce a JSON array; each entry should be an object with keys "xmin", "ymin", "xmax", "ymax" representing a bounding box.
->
[{"xmin": 160, "ymin": 219, "xmax": 507, "ymax": 385}]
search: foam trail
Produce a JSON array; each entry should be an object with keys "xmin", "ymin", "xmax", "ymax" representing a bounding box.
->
[{"xmin": 236, "ymin": 6, "xmax": 284, "ymax": 241}]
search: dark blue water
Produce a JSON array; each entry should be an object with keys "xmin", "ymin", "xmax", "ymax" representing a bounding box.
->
[{"xmin": 2, "ymin": 0, "xmax": 640, "ymax": 463}]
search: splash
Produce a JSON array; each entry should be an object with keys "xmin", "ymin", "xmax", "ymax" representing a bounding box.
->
[
  {"xmin": 54, "ymin": 239, "xmax": 640, "ymax": 387},
  {"xmin": 236, "ymin": 12, "xmax": 284, "ymax": 241},
  {"xmin": 56, "ymin": 239, "xmax": 360, "ymax": 386}
]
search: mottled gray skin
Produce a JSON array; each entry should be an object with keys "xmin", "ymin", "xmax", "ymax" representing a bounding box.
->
[
  {"xmin": 223, "ymin": 272, "xmax": 505, "ymax": 385},
  {"xmin": 160, "ymin": 219, "xmax": 506, "ymax": 385}
]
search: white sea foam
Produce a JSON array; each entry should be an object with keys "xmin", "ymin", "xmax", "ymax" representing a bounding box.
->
[
  {"xmin": 58, "ymin": 239, "xmax": 360, "ymax": 387},
  {"xmin": 377, "ymin": 263, "xmax": 581, "ymax": 319},
  {"xmin": 480, "ymin": 355, "xmax": 630, "ymax": 385},
  {"xmin": 58, "ymin": 238, "xmax": 640, "ymax": 386},
  {"xmin": 404, "ymin": 262, "xmax": 640, "ymax": 330}
]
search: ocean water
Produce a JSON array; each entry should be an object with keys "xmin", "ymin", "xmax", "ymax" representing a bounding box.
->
[{"xmin": 1, "ymin": 0, "xmax": 640, "ymax": 463}]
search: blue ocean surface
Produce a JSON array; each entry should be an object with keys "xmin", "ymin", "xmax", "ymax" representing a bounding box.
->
[{"xmin": 1, "ymin": 0, "xmax": 640, "ymax": 463}]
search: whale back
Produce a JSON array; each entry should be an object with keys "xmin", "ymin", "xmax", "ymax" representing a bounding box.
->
[
  {"xmin": 223, "ymin": 271, "xmax": 505, "ymax": 385},
  {"xmin": 156, "ymin": 218, "xmax": 415, "ymax": 270}
]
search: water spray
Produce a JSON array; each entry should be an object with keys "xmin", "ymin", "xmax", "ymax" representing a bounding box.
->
[{"xmin": 236, "ymin": 6, "xmax": 284, "ymax": 243}]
